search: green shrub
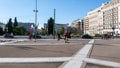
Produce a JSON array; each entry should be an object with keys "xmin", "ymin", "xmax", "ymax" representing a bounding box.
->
[{"xmin": 95, "ymin": 34, "xmax": 101, "ymax": 37}]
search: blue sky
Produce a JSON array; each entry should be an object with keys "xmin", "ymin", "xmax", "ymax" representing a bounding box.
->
[{"xmin": 0, "ymin": 0, "xmax": 110, "ymax": 28}]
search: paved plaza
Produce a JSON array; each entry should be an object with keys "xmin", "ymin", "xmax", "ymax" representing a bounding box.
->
[
  {"xmin": 0, "ymin": 39, "xmax": 120, "ymax": 68},
  {"xmin": 86, "ymin": 39, "xmax": 120, "ymax": 68}
]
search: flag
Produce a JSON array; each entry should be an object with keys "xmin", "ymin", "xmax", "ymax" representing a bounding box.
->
[{"xmin": 30, "ymin": 25, "xmax": 34, "ymax": 30}]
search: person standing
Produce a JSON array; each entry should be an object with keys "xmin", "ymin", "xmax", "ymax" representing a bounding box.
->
[{"xmin": 57, "ymin": 32, "xmax": 61, "ymax": 41}]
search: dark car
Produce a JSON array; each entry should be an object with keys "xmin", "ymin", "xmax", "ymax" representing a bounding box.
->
[
  {"xmin": 82, "ymin": 34, "xmax": 93, "ymax": 39},
  {"xmin": 33, "ymin": 35, "xmax": 41, "ymax": 39},
  {"xmin": 4, "ymin": 33, "xmax": 14, "ymax": 38}
]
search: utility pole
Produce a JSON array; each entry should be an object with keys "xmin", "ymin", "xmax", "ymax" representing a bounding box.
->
[
  {"xmin": 33, "ymin": 0, "xmax": 38, "ymax": 41},
  {"xmin": 53, "ymin": 8, "xmax": 56, "ymax": 39}
]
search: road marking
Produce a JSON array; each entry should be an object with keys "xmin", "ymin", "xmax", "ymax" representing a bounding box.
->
[
  {"xmin": 84, "ymin": 58, "xmax": 120, "ymax": 68},
  {"xmin": 58, "ymin": 39, "xmax": 94, "ymax": 68},
  {"xmin": 0, "ymin": 57, "xmax": 71, "ymax": 63}
]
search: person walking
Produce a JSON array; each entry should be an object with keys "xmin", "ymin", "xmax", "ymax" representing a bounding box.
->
[
  {"xmin": 64, "ymin": 30, "xmax": 71, "ymax": 43},
  {"xmin": 28, "ymin": 33, "xmax": 32, "ymax": 40}
]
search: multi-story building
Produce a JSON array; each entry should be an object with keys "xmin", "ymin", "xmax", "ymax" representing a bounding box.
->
[
  {"xmin": 0, "ymin": 22, "xmax": 35, "ymax": 33},
  {"xmin": 85, "ymin": 0, "xmax": 120, "ymax": 35},
  {"xmin": 44, "ymin": 23, "xmax": 69, "ymax": 34},
  {"xmin": 87, "ymin": 5, "xmax": 103, "ymax": 36},
  {"xmin": 0, "ymin": 22, "xmax": 5, "ymax": 30},
  {"xmin": 18, "ymin": 22, "xmax": 34, "ymax": 33},
  {"xmin": 102, "ymin": 0, "xmax": 120, "ymax": 35},
  {"xmin": 70, "ymin": 19, "xmax": 84, "ymax": 35},
  {"xmin": 83, "ymin": 16, "xmax": 89, "ymax": 34},
  {"xmin": 70, "ymin": 19, "xmax": 80, "ymax": 27},
  {"xmin": 55, "ymin": 24, "xmax": 69, "ymax": 32}
]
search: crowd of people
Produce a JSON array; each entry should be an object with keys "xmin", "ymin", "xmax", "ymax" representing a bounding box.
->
[
  {"xmin": 57, "ymin": 30, "xmax": 71, "ymax": 43},
  {"xmin": 28, "ymin": 30, "xmax": 72, "ymax": 43}
]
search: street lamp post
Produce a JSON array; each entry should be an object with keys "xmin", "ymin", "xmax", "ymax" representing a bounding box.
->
[
  {"xmin": 33, "ymin": 0, "xmax": 38, "ymax": 41},
  {"xmin": 53, "ymin": 8, "xmax": 56, "ymax": 39}
]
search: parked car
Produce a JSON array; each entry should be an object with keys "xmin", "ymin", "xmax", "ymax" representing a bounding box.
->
[
  {"xmin": 4, "ymin": 33, "xmax": 14, "ymax": 38},
  {"xmin": 33, "ymin": 35, "xmax": 42, "ymax": 39},
  {"xmin": 82, "ymin": 34, "xmax": 93, "ymax": 39}
]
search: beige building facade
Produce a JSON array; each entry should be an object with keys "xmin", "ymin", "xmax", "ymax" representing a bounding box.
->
[
  {"xmin": 85, "ymin": 0, "xmax": 120, "ymax": 36},
  {"xmin": 87, "ymin": 5, "xmax": 103, "ymax": 36},
  {"xmin": 70, "ymin": 19, "xmax": 84, "ymax": 34},
  {"xmin": 83, "ymin": 16, "xmax": 89, "ymax": 34}
]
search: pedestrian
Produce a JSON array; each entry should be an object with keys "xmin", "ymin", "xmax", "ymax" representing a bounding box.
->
[
  {"xmin": 64, "ymin": 30, "xmax": 71, "ymax": 43},
  {"xmin": 64, "ymin": 31, "xmax": 67, "ymax": 43},
  {"xmin": 67, "ymin": 31, "xmax": 71, "ymax": 39},
  {"xmin": 28, "ymin": 33, "xmax": 32, "ymax": 40},
  {"xmin": 57, "ymin": 32, "xmax": 61, "ymax": 41}
]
